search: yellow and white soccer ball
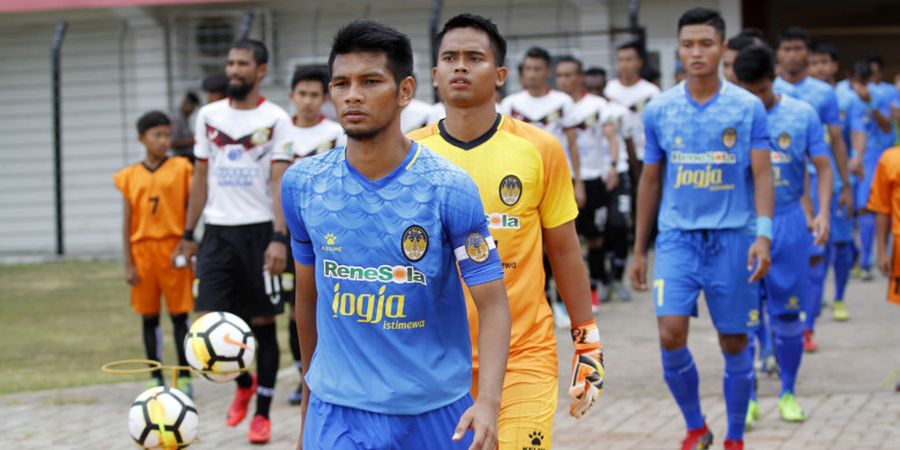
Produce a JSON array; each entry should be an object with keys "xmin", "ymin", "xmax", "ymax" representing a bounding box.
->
[
  {"xmin": 184, "ymin": 312, "xmax": 255, "ymax": 382},
  {"xmin": 128, "ymin": 386, "xmax": 198, "ymax": 449}
]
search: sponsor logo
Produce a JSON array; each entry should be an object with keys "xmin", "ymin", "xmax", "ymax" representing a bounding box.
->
[
  {"xmin": 670, "ymin": 151, "xmax": 736, "ymax": 165},
  {"xmin": 227, "ymin": 147, "xmax": 242, "ymax": 161},
  {"xmin": 330, "ymin": 283, "xmax": 406, "ymax": 325},
  {"xmin": 464, "ymin": 233, "xmax": 490, "ymax": 263},
  {"xmin": 778, "ymin": 132, "xmax": 792, "ymax": 150},
  {"xmin": 215, "ymin": 166, "xmax": 260, "ymax": 187},
  {"xmin": 250, "ymin": 128, "xmax": 272, "ymax": 146},
  {"xmin": 322, "ymin": 259, "xmax": 426, "ymax": 285},
  {"xmin": 499, "ymin": 175, "xmax": 522, "ymax": 206},
  {"xmin": 322, "ymin": 233, "xmax": 342, "ymax": 252},
  {"xmin": 401, "ymin": 225, "xmax": 428, "ymax": 262},
  {"xmin": 770, "ymin": 152, "xmax": 792, "ymax": 163},
  {"xmin": 673, "ymin": 164, "xmax": 733, "ymax": 191},
  {"xmin": 486, "ymin": 213, "xmax": 520, "ymax": 229},
  {"xmin": 223, "ymin": 334, "xmax": 251, "ymax": 350},
  {"xmin": 723, "ymin": 127, "xmax": 737, "ymax": 148},
  {"xmin": 748, "ymin": 308, "xmax": 760, "ymax": 326},
  {"xmin": 523, "ymin": 430, "xmax": 546, "ymax": 450},
  {"xmin": 673, "ymin": 136, "xmax": 684, "ymax": 148}
]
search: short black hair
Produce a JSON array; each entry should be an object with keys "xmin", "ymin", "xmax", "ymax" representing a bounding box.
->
[
  {"xmin": 776, "ymin": 27, "xmax": 811, "ymax": 49},
  {"xmin": 328, "ymin": 19, "xmax": 413, "ymax": 84},
  {"xmin": 291, "ymin": 66, "xmax": 329, "ymax": 93},
  {"xmin": 201, "ymin": 72, "xmax": 228, "ymax": 93},
  {"xmin": 231, "ymin": 39, "xmax": 268, "ymax": 65},
  {"xmin": 733, "ymin": 44, "xmax": 776, "ymax": 84},
  {"xmin": 727, "ymin": 34, "xmax": 755, "ymax": 52},
  {"xmin": 852, "ymin": 59, "xmax": 873, "ymax": 80},
  {"xmin": 640, "ymin": 65, "xmax": 660, "ymax": 83},
  {"xmin": 555, "ymin": 55, "xmax": 583, "ymax": 73},
  {"xmin": 136, "ymin": 111, "xmax": 171, "ymax": 135},
  {"xmin": 584, "ymin": 67, "xmax": 607, "ymax": 78},
  {"xmin": 436, "ymin": 13, "xmax": 507, "ymax": 66},
  {"xmin": 524, "ymin": 46, "xmax": 551, "ymax": 66},
  {"xmin": 184, "ymin": 91, "xmax": 200, "ymax": 105},
  {"xmin": 811, "ymin": 42, "xmax": 838, "ymax": 62},
  {"xmin": 739, "ymin": 27, "xmax": 765, "ymax": 41},
  {"xmin": 617, "ymin": 40, "xmax": 645, "ymax": 59},
  {"xmin": 866, "ymin": 52, "xmax": 884, "ymax": 69},
  {"xmin": 677, "ymin": 7, "xmax": 725, "ymax": 38}
]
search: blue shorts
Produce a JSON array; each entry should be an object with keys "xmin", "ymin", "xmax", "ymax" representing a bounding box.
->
[
  {"xmin": 809, "ymin": 173, "xmax": 852, "ymax": 250},
  {"xmin": 763, "ymin": 204, "xmax": 809, "ymax": 317},
  {"xmin": 653, "ymin": 228, "xmax": 761, "ymax": 334},
  {"xmin": 855, "ymin": 163, "xmax": 877, "ymax": 213},
  {"xmin": 303, "ymin": 392, "xmax": 474, "ymax": 450}
]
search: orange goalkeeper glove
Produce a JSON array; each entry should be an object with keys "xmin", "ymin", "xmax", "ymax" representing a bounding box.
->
[{"xmin": 568, "ymin": 320, "xmax": 604, "ymax": 419}]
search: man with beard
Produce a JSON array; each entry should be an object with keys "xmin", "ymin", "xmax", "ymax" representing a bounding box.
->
[{"xmin": 176, "ymin": 39, "xmax": 292, "ymax": 444}]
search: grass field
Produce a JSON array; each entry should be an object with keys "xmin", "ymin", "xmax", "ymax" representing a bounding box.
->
[{"xmin": 0, "ymin": 260, "xmax": 294, "ymax": 395}]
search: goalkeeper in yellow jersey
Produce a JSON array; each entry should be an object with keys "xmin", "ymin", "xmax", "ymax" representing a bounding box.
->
[{"xmin": 409, "ymin": 14, "xmax": 604, "ymax": 448}]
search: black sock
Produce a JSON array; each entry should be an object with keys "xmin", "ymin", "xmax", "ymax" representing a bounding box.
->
[
  {"xmin": 236, "ymin": 371, "xmax": 253, "ymax": 388},
  {"xmin": 142, "ymin": 315, "xmax": 163, "ymax": 381},
  {"xmin": 171, "ymin": 313, "xmax": 190, "ymax": 378},
  {"xmin": 289, "ymin": 318, "xmax": 301, "ymax": 369},
  {"xmin": 607, "ymin": 226, "xmax": 629, "ymax": 281},
  {"xmin": 587, "ymin": 246, "xmax": 608, "ymax": 287},
  {"xmin": 252, "ymin": 322, "xmax": 279, "ymax": 418}
]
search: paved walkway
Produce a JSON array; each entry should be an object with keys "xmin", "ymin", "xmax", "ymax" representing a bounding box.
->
[{"xmin": 2, "ymin": 272, "xmax": 898, "ymax": 449}]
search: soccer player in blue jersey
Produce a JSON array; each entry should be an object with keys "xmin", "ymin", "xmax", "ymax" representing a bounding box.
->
[
  {"xmin": 281, "ymin": 20, "xmax": 511, "ymax": 450},
  {"xmin": 628, "ymin": 8, "xmax": 774, "ymax": 450},
  {"xmin": 734, "ymin": 44, "xmax": 834, "ymax": 426},
  {"xmin": 774, "ymin": 27, "xmax": 853, "ymax": 351}
]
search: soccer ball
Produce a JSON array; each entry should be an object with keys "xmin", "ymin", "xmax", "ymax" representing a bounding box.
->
[
  {"xmin": 128, "ymin": 386, "xmax": 198, "ymax": 449},
  {"xmin": 184, "ymin": 312, "xmax": 255, "ymax": 382}
]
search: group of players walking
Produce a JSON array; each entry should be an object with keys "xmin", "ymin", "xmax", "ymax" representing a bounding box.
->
[{"xmin": 112, "ymin": 6, "xmax": 899, "ymax": 450}]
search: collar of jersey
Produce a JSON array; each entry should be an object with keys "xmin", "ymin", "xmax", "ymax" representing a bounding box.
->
[
  {"xmin": 141, "ymin": 157, "xmax": 169, "ymax": 173},
  {"xmin": 768, "ymin": 94, "xmax": 784, "ymax": 114},
  {"xmin": 437, "ymin": 113, "xmax": 502, "ymax": 150},
  {"xmin": 343, "ymin": 141, "xmax": 419, "ymax": 190},
  {"xmin": 682, "ymin": 79, "xmax": 726, "ymax": 110}
]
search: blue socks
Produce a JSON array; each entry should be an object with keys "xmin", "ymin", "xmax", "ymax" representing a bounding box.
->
[
  {"xmin": 831, "ymin": 242, "xmax": 854, "ymax": 301},
  {"xmin": 859, "ymin": 213, "xmax": 875, "ymax": 271},
  {"xmin": 772, "ymin": 314, "xmax": 804, "ymax": 396},
  {"xmin": 723, "ymin": 345, "xmax": 754, "ymax": 441},
  {"xmin": 662, "ymin": 347, "xmax": 704, "ymax": 430},
  {"xmin": 806, "ymin": 256, "xmax": 827, "ymax": 331}
]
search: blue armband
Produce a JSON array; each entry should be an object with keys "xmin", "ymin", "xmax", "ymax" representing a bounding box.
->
[{"xmin": 756, "ymin": 216, "xmax": 773, "ymax": 240}]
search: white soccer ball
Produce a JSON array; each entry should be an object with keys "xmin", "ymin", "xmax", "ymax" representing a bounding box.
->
[
  {"xmin": 128, "ymin": 386, "xmax": 198, "ymax": 449},
  {"xmin": 184, "ymin": 312, "xmax": 256, "ymax": 382}
]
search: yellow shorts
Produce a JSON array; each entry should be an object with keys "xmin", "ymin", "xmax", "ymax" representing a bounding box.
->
[
  {"xmin": 131, "ymin": 238, "xmax": 194, "ymax": 315},
  {"xmin": 473, "ymin": 368, "xmax": 556, "ymax": 450}
]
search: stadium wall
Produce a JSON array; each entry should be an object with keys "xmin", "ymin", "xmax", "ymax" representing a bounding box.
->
[{"xmin": 0, "ymin": 0, "xmax": 739, "ymax": 258}]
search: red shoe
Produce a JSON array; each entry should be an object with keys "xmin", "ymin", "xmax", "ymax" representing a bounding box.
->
[
  {"xmin": 248, "ymin": 414, "xmax": 271, "ymax": 444},
  {"xmin": 803, "ymin": 330, "xmax": 818, "ymax": 353},
  {"xmin": 591, "ymin": 289, "xmax": 600, "ymax": 312},
  {"xmin": 226, "ymin": 373, "xmax": 257, "ymax": 427},
  {"xmin": 724, "ymin": 439, "xmax": 744, "ymax": 450},
  {"xmin": 681, "ymin": 424, "xmax": 713, "ymax": 450}
]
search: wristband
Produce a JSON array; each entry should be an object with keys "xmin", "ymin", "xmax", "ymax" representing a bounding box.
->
[
  {"xmin": 272, "ymin": 231, "xmax": 290, "ymax": 245},
  {"xmin": 183, "ymin": 229, "xmax": 194, "ymax": 242},
  {"xmin": 756, "ymin": 216, "xmax": 773, "ymax": 240}
]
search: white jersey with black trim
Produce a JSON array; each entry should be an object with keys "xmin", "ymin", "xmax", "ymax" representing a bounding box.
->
[
  {"xmin": 569, "ymin": 93, "xmax": 628, "ymax": 181},
  {"xmin": 499, "ymin": 89, "xmax": 575, "ymax": 174},
  {"xmin": 285, "ymin": 117, "xmax": 346, "ymax": 159},
  {"xmin": 604, "ymin": 78, "xmax": 660, "ymax": 161},
  {"xmin": 193, "ymin": 97, "xmax": 293, "ymax": 226},
  {"xmin": 401, "ymin": 98, "xmax": 436, "ymax": 133}
]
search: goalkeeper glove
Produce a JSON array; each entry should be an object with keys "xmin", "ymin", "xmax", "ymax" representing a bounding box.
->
[{"xmin": 568, "ymin": 320, "xmax": 604, "ymax": 419}]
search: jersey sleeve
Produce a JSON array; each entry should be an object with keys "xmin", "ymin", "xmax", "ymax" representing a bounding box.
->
[
  {"xmin": 821, "ymin": 90, "xmax": 842, "ymax": 127},
  {"xmin": 281, "ymin": 168, "xmax": 315, "ymax": 265},
  {"xmin": 642, "ymin": 103, "xmax": 663, "ymax": 163},
  {"xmin": 498, "ymin": 97, "xmax": 512, "ymax": 116},
  {"xmin": 193, "ymin": 109, "xmax": 210, "ymax": 161},
  {"xmin": 537, "ymin": 132, "xmax": 579, "ymax": 228},
  {"xmin": 560, "ymin": 96, "xmax": 577, "ymax": 128},
  {"xmin": 112, "ymin": 167, "xmax": 128, "ymax": 197},
  {"xmin": 443, "ymin": 174, "xmax": 503, "ymax": 286},
  {"xmin": 847, "ymin": 100, "xmax": 866, "ymax": 134},
  {"xmin": 867, "ymin": 151, "xmax": 896, "ymax": 215},
  {"xmin": 750, "ymin": 99, "xmax": 771, "ymax": 151},
  {"xmin": 270, "ymin": 113, "xmax": 294, "ymax": 163},
  {"xmin": 805, "ymin": 107, "xmax": 830, "ymax": 158}
]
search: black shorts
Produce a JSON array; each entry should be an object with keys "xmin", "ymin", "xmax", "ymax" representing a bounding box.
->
[
  {"xmin": 576, "ymin": 177, "xmax": 610, "ymax": 239},
  {"xmin": 606, "ymin": 171, "xmax": 633, "ymax": 231},
  {"xmin": 195, "ymin": 222, "xmax": 284, "ymax": 320}
]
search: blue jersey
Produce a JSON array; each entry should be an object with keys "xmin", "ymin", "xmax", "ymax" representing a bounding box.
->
[
  {"xmin": 767, "ymin": 95, "xmax": 829, "ymax": 208},
  {"xmin": 281, "ymin": 142, "xmax": 503, "ymax": 415},
  {"xmin": 644, "ymin": 80, "xmax": 769, "ymax": 231},
  {"xmin": 834, "ymin": 81, "xmax": 867, "ymax": 153}
]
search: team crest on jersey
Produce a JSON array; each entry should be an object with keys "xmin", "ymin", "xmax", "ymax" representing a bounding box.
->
[
  {"xmin": 464, "ymin": 233, "xmax": 490, "ymax": 263},
  {"xmin": 722, "ymin": 127, "xmax": 737, "ymax": 149},
  {"xmin": 227, "ymin": 148, "xmax": 242, "ymax": 161},
  {"xmin": 250, "ymin": 128, "xmax": 272, "ymax": 146},
  {"xmin": 546, "ymin": 109, "xmax": 561, "ymax": 124},
  {"xmin": 674, "ymin": 136, "xmax": 684, "ymax": 148},
  {"xmin": 778, "ymin": 133, "xmax": 792, "ymax": 150},
  {"xmin": 499, "ymin": 175, "xmax": 522, "ymax": 206},
  {"xmin": 401, "ymin": 225, "xmax": 428, "ymax": 262}
]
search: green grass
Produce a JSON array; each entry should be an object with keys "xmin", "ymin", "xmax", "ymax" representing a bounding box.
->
[{"xmin": 0, "ymin": 260, "xmax": 295, "ymax": 395}]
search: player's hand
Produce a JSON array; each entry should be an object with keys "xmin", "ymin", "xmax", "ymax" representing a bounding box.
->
[
  {"xmin": 849, "ymin": 156, "xmax": 864, "ymax": 178},
  {"xmin": 811, "ymin": 213, "xmax": 830, "ymax": 246},
  {"xmin": 574, "ymin": 179, "xmax": 587, "ymax": 209},
  {"xmin": 877, "ymin": 249, "xmax": 891, "ymax": 277},
  {"xmin": 125, "ymin": 263, "xmax": 140, "ymax": 286},
  {"xmin": 568, "ymin": 321, "xmax": 604, "ymax": 419},
  {"xmin": 452, "ymin": 399, "xmax": 498, "ymax": 450},
  {"xmin": 838, "ymin": 185, "xmax": 854, "ymax": 216},
  {"xmin": 747, "ymin": 237, "xmax": 771, "ymax": 282},
  {"xmin": 605, "ymin": 169, "xmax": 619, "ymax": 192},
  {"xmin": 264, "ymin": 241, "xmax": 287, "ymax": 276},
  {"xmin": 629, "ymin": 252, "xmax": 649, "ymax": 291},
  {"xmin": 176, "ymin": 239, "xmax": 199, "ymax": 271}
]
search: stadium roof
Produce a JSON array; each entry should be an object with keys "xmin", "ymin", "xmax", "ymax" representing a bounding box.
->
[{"xmin": 0, "ymin": 0, "xmax": 246, "ymax": 14}]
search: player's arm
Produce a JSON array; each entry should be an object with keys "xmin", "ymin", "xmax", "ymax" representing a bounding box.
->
[
  {"xmin": 602, "ymin": 122, "xmax": 620, "ymax": 191},
  {"xmin": 565, "ymin": 127, "xmax": 586, "ymax": 208},
  {"xmin": 800, "ymin": 169, "xmax": 815, "ymax": 227},
  {"xmin": 828, "ymin": 123, "xmax": 853, "ymax": 213},
  {"xmin": 876, "ymin": 213, "xmax": 892, "ymax": 277},
  {"xmin": 121, "ymin": 198, "xmax": 138, "ymax": 285},
  {"xmin": 293, "ymin": 262, "xmax": 317, "ymax": 448},
  {"xmin": 868, "ymin": 155, "xmax": 894, "ymax": 277},
  {"xmin": 629, "ymin": 105, "xmax": 663, "ymax": 292},
  {"xmin": 849, "ymin": 130, "xmax": 867, "ymax": 177},
  {"xmin": 176, "ymin": 160, "xmax": 207, "ymax": 270},
  {"xmin": 810, "ymin": 155, "xmax": 833, "ymax": 245},
  {"xmin": 265, "ymin": 161, "xmax": 290, "ymax": 276},
  {"xmin": 748, "ymin": 148, "xmax": 774, "ymax": 282}
]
